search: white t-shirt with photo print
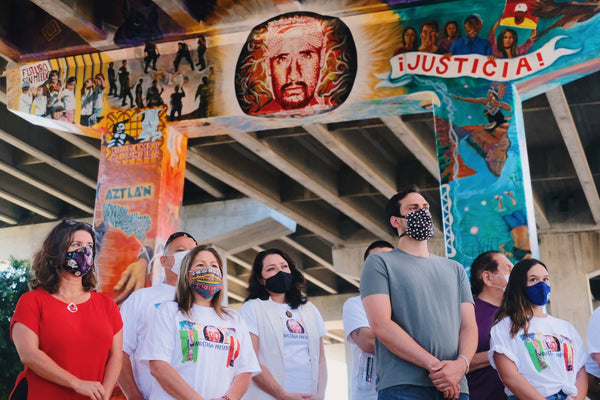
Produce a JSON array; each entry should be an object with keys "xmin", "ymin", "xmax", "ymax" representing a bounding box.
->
[
  {"xmin": 139, "ymin": 301, "xmax": 260, "ymax": 400},
  {"xmin": 239, "ymin": 298, "xmax": 327, "ymax": 394},
  {"xmin": 586, "ymin": 307, "xmax": 600, "ymax": 378},
  {"xmin": 489, "ymin": 315, "xmax": 587, "ymax": 398},
  {"xmin": 120, "ymin": 283, "xmax": 176, "ymax": 398}
]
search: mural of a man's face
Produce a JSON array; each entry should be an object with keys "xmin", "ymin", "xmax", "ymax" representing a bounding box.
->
[
  {"xmin": 514, "ymin": 3, "xmax": 528, "ymax": 25},
  {"xmin": 420, "ymin": 24, "xmax": 438, "ymax": 47},
  {"xmin": 464, "ymin": 18, "xmax": 482, "ymax": 39},
  {"xmin": 236, "ymin": 12, "xmax": 357, "ymax": 117},
  {"xmin": 269, "ymin": 36, "xmax": 322, "ymax": 109}
]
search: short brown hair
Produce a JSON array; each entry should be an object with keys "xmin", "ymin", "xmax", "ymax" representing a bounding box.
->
[{"xmin": 385, "ymin": 186, "xmax": 421, "ymax": 234}]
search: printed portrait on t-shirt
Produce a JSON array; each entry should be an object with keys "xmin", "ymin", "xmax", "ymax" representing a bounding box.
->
[
  {"xmin": 203, "ymin": 325, "xmax": 225, "ymax": 343},
  {"xmin": 178, "ymin": 320, "xmax": 240, "ymax": 367},
  {"xmin": 286, "ymin": 318, "xmax": 305, "ymax": 334},
  {"xmin": 544, "ymin": 335, "xmax": 560, "ymax": 352}
]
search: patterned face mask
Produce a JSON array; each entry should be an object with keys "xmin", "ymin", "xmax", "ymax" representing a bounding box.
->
[
  {"xmin": 65, "ymin": 246, "xmax": 94, "ymax": 276},
  {"xmin": 399, "ymin": 208, "xmax": 434, "ymax": 241},
  {"xmin": 190, "ymin": 268, "xmax": 223, "ymax": 299}
]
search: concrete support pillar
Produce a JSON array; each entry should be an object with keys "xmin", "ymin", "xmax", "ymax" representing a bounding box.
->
[
  {"xmin": 433, "ymin": 81, "xmax": 539, "ymax": 269},
  {"xmin": 93, "ymin": 106, "xmax": 188, "ymax": 301}
]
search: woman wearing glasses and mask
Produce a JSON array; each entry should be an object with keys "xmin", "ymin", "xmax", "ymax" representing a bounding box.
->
[
  {"xmin": 239, "ymin": 249, "xmax": 328, "ymax": 400},
  {"xmin": 10, "ymin": 220, "xmax": 123, "ymax": 400},
  {"xmin": 139, "ymin": 245, "xmax": 260, "ymax": 400},
  {"xmin": 489, "ymin": 258, "xmax": 588, "ymax": 400}
]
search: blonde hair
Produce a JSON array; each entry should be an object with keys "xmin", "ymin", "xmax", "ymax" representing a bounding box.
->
[{"xmin": 175, "ymin": 245, "xmax": 230, "ymax": 319}]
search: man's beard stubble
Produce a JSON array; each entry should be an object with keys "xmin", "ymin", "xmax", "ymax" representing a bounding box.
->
[{"xmin": 278, "ymin": 81, "xmax": 312, "ymax": 109}]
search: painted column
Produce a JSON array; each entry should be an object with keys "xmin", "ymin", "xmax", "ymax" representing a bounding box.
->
[
  {"xmin": 93, "ymin": 105, "xmax": 187, "ymax": 304},
  {"xmin": 433, "ymin": 79, "xmax": 538, "ymax": 269}
]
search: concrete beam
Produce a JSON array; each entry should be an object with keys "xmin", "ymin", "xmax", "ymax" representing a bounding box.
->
[
  {"xmin": 184, "ymin": 168, "xmax": 225, "ymax": 199},
  {"xmin": 0, "ymin": 160, "xmax": 94, "ymax": 214},
  {"xmin": 182, "ymin": 198, "xmax": 297, "ymax": 254},
  {"xmin": 153, "ymin": 0, "xmax": 200, "ymax": 28},
  {"xmin": 380, "ymin": 116, "xmax": 439, "ymax": 179},
  {"xmin": 227, "ymin": 273, "xmax": 249, "ymax": 288},
  {"xmin": 304, "ymin": 123, "xmax": 396, "ymax": 198},
  {"xmin": 0, "ymin": 38, "xmax": 21, "ymax": 62},
  {"xmin": 279, "ymin": 236, "xmax": 359, "ymax": 288},
  {"xmin": 229, "ymin": 131, "xmax": 395, "ymax": 243},
  {"xmin": 45, "ymin": 129, "xmax": 226, "ymax": 200},
  {"xmin": 227, "ymin": 291, "xmax": 245, "ymax": 302},
  {"xmin": 332, "ymin": 241, "xmax": 373, "ymax": 280},
  {"xmin": 0, "ymin": 128, "xmax": 97, "ymax": 189},
  {"xmin": 0, "ymin": 213, "xmax": 18, "ymax": 225},
  {"xmin": 186, "ymin": 146, "xmax": 345, "ymax": 245},
  {"xmin": 533, "ymin": 193, "xmax": 551, "ymax": 231},
  {"xmin": 47, "ymin": 129, "xmax": 100, "ymax": 159},
  {"xmin": 546, "ymin": 87, "xmax": 600, "ymax": 224},
  {"xmin": 0, "ymin": 188, "xmax": 57, "ymax": 219},
  {"xmin": 30, "ymin": 0, "xmax": 106, "ymax": 42},
  {"xmin": 227, "ymin": 254, "xmax": 253, "ymax": 271}
]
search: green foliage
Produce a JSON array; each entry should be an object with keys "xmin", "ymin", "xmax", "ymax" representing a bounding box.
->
[{"xmin": 0, "ymin": 257, "xmax": 31, "ymax": 399}]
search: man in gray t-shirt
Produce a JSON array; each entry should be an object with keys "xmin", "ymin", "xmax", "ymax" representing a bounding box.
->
[{"xmin": 361, "ymin": 188, "xmax": 477, "ymax": 400}]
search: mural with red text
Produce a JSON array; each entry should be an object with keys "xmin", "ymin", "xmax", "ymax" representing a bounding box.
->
[{"xmin": 5, "ymin": 0, "xmax": 600, "ymax": 272}]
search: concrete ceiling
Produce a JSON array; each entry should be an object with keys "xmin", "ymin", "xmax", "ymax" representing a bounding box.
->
[{"xmin": 2, "ymin": 0, "xmax": 600, "ymax": 343}]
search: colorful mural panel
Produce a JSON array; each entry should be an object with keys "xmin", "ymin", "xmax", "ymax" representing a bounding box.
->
[
  {"xmin": 5, "ymin": 0, "xmax": 600, "ymax": 273},
  {"xmin": 234, "ymin": 12, "xmax": 357, "ymax": 118}
]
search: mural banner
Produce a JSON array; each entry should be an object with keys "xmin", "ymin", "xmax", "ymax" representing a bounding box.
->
[{"xmin": 385, "ymin": 36, "xmax": 577, "ymax": 83}]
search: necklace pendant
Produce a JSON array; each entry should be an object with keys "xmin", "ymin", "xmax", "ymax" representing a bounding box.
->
[
  {"xmin": 285, "ymin": 310, "xmax": 292, "ymax": 318},
  {"xmin": 67, "ymin": 303, "xmax": 78, "ymax": 313}
]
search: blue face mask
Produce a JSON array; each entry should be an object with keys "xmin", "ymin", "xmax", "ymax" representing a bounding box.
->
[{"xmin": 526, "ymin": 281, "xmax": 551, "ymax": 306}]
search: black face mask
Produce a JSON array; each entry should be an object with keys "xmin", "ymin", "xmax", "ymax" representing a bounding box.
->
[{"xmin": 264, "ymin": 271, "xmax": 294, "ymax": 294}]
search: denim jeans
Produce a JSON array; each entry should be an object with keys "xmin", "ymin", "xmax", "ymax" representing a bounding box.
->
[
  {"xmin": 508, "ymin": 392, "xmax": 567, "ymax": 400},
  {"xmin": 378, "ymin": 384, "xmax": 469, "ymax": 400}
]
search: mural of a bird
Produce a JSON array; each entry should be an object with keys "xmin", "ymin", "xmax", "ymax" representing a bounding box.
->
[{"xmin": 528, "ymin": 0, "xmax": 600, "ymax": 39}]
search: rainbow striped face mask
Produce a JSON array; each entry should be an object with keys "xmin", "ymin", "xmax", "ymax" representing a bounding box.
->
[{"xmin": 190, "ymin": 268, "xmax": 223, "ymax": 299}]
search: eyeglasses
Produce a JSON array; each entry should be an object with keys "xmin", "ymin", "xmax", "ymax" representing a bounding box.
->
[{"xmin": 165, "ymin": 232, "xmax": 197, "ymax": 248}]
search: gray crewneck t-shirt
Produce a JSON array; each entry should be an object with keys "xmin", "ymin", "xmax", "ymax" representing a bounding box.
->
[{"xmin": 360, "ymin": 248, "xmax": 473, "ymax": 393}]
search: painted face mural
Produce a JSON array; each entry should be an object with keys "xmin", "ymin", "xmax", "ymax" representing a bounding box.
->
[{"xmin": 235, "ymin": 11, "xmax": 357, "ymax": 117}]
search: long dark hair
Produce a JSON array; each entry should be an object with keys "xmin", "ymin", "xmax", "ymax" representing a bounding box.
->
[
  {"xmin": 246, "ymin": 248, "xmax": 307, "ymax": 309},
  {"xmin": 30, "ymin": 220, "xmax": 97, "ymax": 293},
  {"xmin": 494, "ymin": 258, "xmax": 548, "ymax": 337},
  {"xmin": 442, "ymin": 20, "xmax": 460, "ymax": 40},
  {"xmin": 497, "ymin": 28, "xmax": 518, "ymax": 58},
  {"xmin": 175, "ymin": 245, "xmax": 230, "ymax": 319},
  {"xmin": 402, "ymin": 27, "xmax": 418, "ymax": 51}
]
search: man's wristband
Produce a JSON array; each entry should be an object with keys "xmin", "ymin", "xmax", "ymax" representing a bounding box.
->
[
  {"xmin": 221, "ymin": 395, "xmax": 231, "ymax": 400},
  {"xmin": 458, "ymin": 354, "xmax": 470, "ymax": 374}
]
